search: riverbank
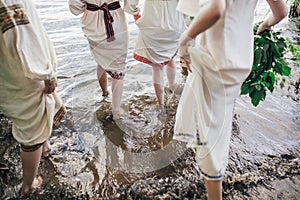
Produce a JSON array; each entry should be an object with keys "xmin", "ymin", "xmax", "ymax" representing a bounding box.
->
[{"xmin": 0, "ymin": 0, "xmax": 299, "ymax": 199}]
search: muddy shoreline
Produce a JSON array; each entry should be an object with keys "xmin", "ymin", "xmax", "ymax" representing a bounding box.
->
[
  {"xmin": 0, "ymin": 96, "xmax": 299, "ymax": 200},
  {"xmin": 1, "ymin": 2, "xmax": 299, "ymax": 199}
]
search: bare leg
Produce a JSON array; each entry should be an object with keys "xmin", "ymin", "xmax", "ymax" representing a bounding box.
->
[
  {"xmin": 204, "ymin": 178, "xmax": 222, "ymax": 200},
  {"xmin": 111, "ymin": 78, "xmax": 123, "ymax": 120},
  {"xmin": 42, "ymin": 140, "xmax": 51, "ymax": 158},
  {"xmin": 152, "ymin": 66, "xmax": 164, "ymax": 105},
  {"xmin": 166, "ymin": 59, "xmax": 176, "ymax": 92},
  {"xmin": 97, "ymin": 65, "xmax": 109, "ymax": 96},
  {"xmin": 21, "ymin": 146, "xmax": 43, "ymax": 194}
]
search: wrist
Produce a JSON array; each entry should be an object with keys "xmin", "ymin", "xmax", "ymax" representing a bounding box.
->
[
  {"xmin": 44, "ymin": 77, "xmax": 56, "ymax": 85},
  {"xmin": 263, "ymin": 20, "xmax": 272, "ymax": 30},
  {"xmin": 181, "ymin": 31, "xmax": 193, "ymax": 44}
]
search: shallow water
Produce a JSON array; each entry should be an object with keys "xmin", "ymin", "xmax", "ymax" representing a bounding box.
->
[{"xmin": 0, "ymin": 0, "xmax": 299, "ymax": 199}]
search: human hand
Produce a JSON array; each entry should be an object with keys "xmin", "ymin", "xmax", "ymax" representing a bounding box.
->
[
  {"xmin": 133, "ymin": 14, "xmax": 141, "ymax": 21},
  {"xmin": 180, "ymin": 58, "xmax": 191, "ymax": 74},
  {"xmin": 178, "ymin": 32, "xmax": 194, "ymax": 72},
  {"xmin": 256, "ymin": 21, "xmax": 271, "ymax": 35},
  {"xmin": 43, "ymin": 79, "xmax": 57, "ymax": 94}
]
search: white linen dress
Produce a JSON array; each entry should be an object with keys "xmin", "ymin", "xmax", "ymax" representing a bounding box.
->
[
  {"xmin": 174, "ymin": 0, "xmax": 258, "ymax": 180},
  {"xmin": 0, "ymin": 0, "xmax": 64, "ymax": 146},
  {"xmin": 177, "ymin": 0, "xmax": 201, "ymax": 17},
  {"xmin": 124, "ymin": 0, "xmax": 186, "ymax": 65},
  {"xmin": 69, "ymin": 0, "xmax": 128, "ymax": 78}
]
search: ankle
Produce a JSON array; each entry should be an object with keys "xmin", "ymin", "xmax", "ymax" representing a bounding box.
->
[
  {"xmin": 22, "ymin": 186, "xmax": 30, "ymax": 195},
  {"xmin": 102, "ymin": 91, "xmax": 109, "ymax": 97}
]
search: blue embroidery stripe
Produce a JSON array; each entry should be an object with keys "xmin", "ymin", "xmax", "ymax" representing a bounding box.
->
[
  {"xmin": 194, "ymin": 101, "xmax": 203, "ymax": 145},
  {"xmin": 198, "ymin": 167, "xmax": 224, "ymax": 179},
  {"xmin": 173, "ymin": 133, "xmax": 207, "ymax": 146},
  {"xmin": 173, "ymin": 133, "xmax": 194, "ymax": 138}
]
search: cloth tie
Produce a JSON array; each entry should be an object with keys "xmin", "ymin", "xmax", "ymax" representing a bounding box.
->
[{"xmin": 86, "ymin": 1, "xmax": 120, "ymax": 42}]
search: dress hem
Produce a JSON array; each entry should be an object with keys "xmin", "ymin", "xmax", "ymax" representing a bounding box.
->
[{"xmin": 133, "ymin": 53, "xmax": 173, "ymax": 67}]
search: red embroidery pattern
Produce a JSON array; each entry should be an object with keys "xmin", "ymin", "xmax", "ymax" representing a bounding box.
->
[
  {"xmin": 106, "ymin": 70, "xmax": 125, "ymax": 80},
  {"xmin": 0, "ymin": 4, "xmax": 29, "ymax": 33}
]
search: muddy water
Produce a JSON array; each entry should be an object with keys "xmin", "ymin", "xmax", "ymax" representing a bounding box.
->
[{"xmin": 0, "ymin": 0, "xmax": 299, "ymax": 199}]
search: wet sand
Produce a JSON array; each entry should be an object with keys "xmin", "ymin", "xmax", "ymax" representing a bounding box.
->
[{"xmin": 0, "ymin": 75, "xmax": 299, "ymax": 199}]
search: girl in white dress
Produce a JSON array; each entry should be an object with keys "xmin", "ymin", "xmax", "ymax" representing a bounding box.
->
[
  {"xmin": 125, "ymin": 0, "xmax": 186, "ymax": 105},
  {"xmin": 0, "ymin": 0, "xmax": 66, "ymax": 194},
  {"xmin": 174, "ymin": 0, "xmax": 288, "ymax": 199},
  {"xmin": 69, "ymin": 0, "xmax": 129, "ymax": 119}
]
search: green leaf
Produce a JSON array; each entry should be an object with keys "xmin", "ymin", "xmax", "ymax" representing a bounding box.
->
[
  {"xmin": 281, "ymin": 65, "xmax": 291, "ymax": 76},
  {"xmin": 240, "ymin": 82, "xmax": 250, "ymax": 95},
  {"xmin": 255, "ymin": 84, "xmax": 262, "ymax": 91},
  {"xmin": 263, "ymin": 72, "xmax": 275, "ymax": 92},
  {"xmin": 250, "ymin": 89, "xmax": 266, "ymax": 107},
  {"xmin": 271, "ymin": 42, "xmax": 281, "ymax": 58},
  {"xmin": 241, "ymin": 22, "xmax": 294, "ymax": 107},
  {"xmin": 262, "ymin": 44, "xmax": 269, "ymax": 64},
  {"xmin": 253, "ymin": 49, "xmax": 262, "ymax": 67}
]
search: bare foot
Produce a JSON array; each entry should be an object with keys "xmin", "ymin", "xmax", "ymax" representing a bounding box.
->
[
  {"xmin": 22, "ymin": 176, "xmax": 43, "ymax": 195},
  {"xmin": 112, "ymin": 108, "xmax": 124, "ymax": 120},
  {"xmin": 113, "ymin": 112, "xmax": 120, "ymax": 120},
  {"xmin": 32, "ymin": 176, "xmax": 43, "ymax": 188}
]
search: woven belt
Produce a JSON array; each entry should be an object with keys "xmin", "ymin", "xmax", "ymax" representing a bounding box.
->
[{"xmin": 86, "ymin": 1, "xmax": 120, "ymax": 42}]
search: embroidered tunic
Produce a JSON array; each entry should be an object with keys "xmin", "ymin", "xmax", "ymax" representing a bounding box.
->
[
  {"xmin": 69, "ymin": 0, "xmax": 128, "ymax": 78},
  {"xmin": 124, "ymin": 0, "xmax": 186, "ymax": 65},
  {"xmin": 0, "ymin": 0, "xmax": 64, "ymax": 146},
  {"xmin": 173, "ymin": 0, "xmax": 258, "ymax": 180}
]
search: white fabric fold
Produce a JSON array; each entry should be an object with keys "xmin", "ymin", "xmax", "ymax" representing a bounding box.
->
[
  {"xmin": 174, "ymin": 0, "xmax": 257, "ymax": 179},
  {"xmin": 0, "ymin": 0, "xmax": 63, "ymax": 146}
]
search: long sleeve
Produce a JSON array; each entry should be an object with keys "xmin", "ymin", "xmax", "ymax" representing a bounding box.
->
[
  {"xmin": 68, "ymin": 0, "xmax": 87, "ymax": 16},
  {"xmin": 0, "ymin": 0, "xmax": 57, "ymax": 81},
  {"xmin": 18, "ymin": 0, "xmax": 57, "ymax": 80},
  {"xmin": 124, "ymin": 0, "xmax": 140, "ymax": 15}
]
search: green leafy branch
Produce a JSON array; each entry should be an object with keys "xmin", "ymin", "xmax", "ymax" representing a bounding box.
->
[{"xmin": 240, "ymin": 24, "xmax": 299, "ymax": 106}]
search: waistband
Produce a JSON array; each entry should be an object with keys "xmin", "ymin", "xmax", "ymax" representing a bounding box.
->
[{"xmin": 86, "ymin": 1, "xmax": 121, "ymax": 42}]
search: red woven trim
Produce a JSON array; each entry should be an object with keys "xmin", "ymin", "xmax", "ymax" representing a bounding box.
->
[
  {"xmin": 133, "ymin": 53, "xmax": 153, "ymax": 65},
  {"xmin": 133, "ymin": 53, "xmax": 171, "ymax": 66}
]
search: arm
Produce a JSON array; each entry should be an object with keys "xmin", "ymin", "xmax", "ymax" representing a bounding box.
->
[
  {"xmin": 184, "ymin": 0, "xmax": 226, "ymax": 39},
  {"xmin": 16, "ymin": 0, "xmax": 58, "ymax": 93},
  {"xmin": 68, "ymin": 0, "xmax": 87, "ymax": 16},
  {"xmin": 178, "ymin": 0, "xmax": 226, "ymax": 72},
  {"xmin": 124, "ymin": 0, "xmax": 140, "ymax": 15},
  {"xmin": 124, "ymin": 0, "xmax": 140, "ymax": 20},
  {"xmin": 256, "ymin": 0, "xmax": 288, "ymax": 34}
]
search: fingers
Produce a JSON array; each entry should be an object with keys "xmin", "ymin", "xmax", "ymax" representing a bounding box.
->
[
  {"xmin": 186, "ymin": 61, "xmax": 192, "ymax": 73},
  {"xmin": 43, "ymin": 85, "xmax": 55, "ymax": 94},
  {"xmin": 256, "ymin": 24, "xmax": 265, "ymax": 35},
  {"xmin": 43, "ymin": 80, "xmax": 57, "ymax": 94},
  {"xmin": 178, "ymin": 32, "xmax": 194, "ymax": 66},
  {"xmin": 180, "ymin": 57, "xmax": 192, "ymax": 73},
  {"xmin": 256, "ymin": 22, "xmax": 271, "ymax": 35}
]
